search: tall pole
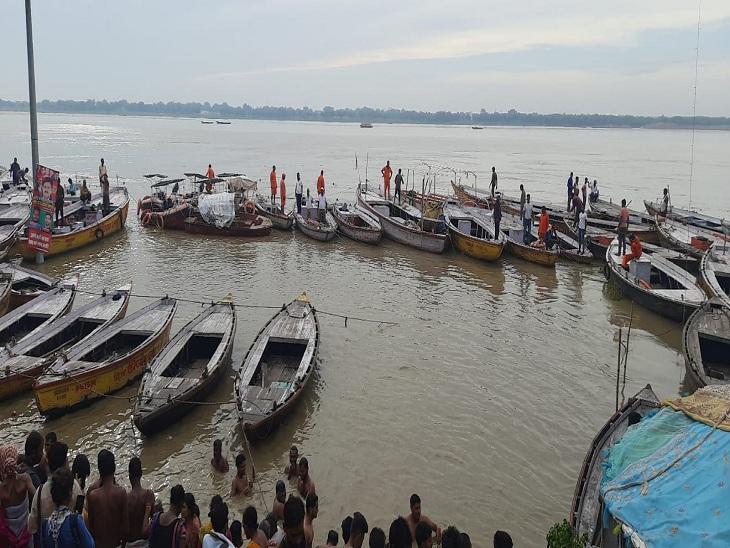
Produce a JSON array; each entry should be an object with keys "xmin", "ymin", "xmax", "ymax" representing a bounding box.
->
[
  {"xmin": 25, "ymin": 0, "xmax": 39, "ymax": 175},
  {"xmin": 26, "ymin": 0, "xmax": 43, "ymax": 264}
]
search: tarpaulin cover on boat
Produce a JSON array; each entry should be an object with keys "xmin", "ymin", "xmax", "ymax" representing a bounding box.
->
[
  {"xmin": 198, "ymin": 192, "xmax": 236, "ymax": 228},
  {"xmin": 226, "ymin": 177, "xmax": 257, "ymax": 193},
  {"xmin": 600, "ymin": 386, "xmax": 730, "ymax": 547}
]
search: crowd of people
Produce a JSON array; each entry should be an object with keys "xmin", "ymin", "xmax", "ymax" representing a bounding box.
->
[{"xmin": 1, "ymin": 432, "xmax": 514, "ymax": 548}]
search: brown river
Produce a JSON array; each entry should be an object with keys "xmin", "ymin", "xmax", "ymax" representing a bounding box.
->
[{"xmin": 1, "ymin": 112, "xmax": 728, "ymax": 545}]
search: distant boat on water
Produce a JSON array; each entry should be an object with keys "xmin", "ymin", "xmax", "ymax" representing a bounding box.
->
[
  {"xmin": 201, "ymin": 120, "xmax": 214, "ymax": 124},
  {"xmin": 472, "ymin": 126, "xmax": 483, "ymax": 130},
  {"xmin": 216, "ymin": 120, "xmax": 231, "ymax": 125},
  {"xmin": 360, "ymin": 122, "xmax": 373, "ymax": 129}
]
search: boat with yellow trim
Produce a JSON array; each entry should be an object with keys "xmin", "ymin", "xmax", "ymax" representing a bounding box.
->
[
  {"xmin": 33, "ymin": 296, "xmax": 176, "ymax": 416},
  {"xmin": 14, "ymin": 187, "xmax": 130, "ymax": 260},
  {"xmin": 443, "ymin": 201, "xmax": 505, "ymax": 262}
]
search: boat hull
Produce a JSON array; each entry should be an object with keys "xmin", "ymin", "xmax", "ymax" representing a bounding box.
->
[
  {"xmin": 141, "ymin": 203, "xmax": 191, "ymax": 230},
  {"xmin": 447, "ymin": 225, "xmax": 503, "ymax": 261},
  {"xmin": 505, "ymin": 239, "xmax": 558, "ymax": 267},
  {"xmin": 331, "ymin": 208, "xmax": 382, "ymax": 244},
  {"xmin": 295, "ymin": 213, "xmax": 338, "ymax": 242},
  {"xmin": 184, "ymin": 215, "xmax": 272, "ymax": 237},
  {"xmin": 15, "ymin": 195, "xmax": 130, "ymax": 260},
  {"xmin": 33, "ymin": 320, "xmax": 172, "ymax": 416},
  {"xmin": 256, "ymin": 203, "xmax": 294, "ymax": 230},
  {"xmin": 357, "ymin": 194, "xmax": 447, "ymax": 253}
]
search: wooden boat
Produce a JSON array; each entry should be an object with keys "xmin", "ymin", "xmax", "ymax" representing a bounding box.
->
[
  {"xmin": 360, "ymin": 122, "xmax": 373, "ymax": 128},
  {"xmin": 605, "ymin": 239, "xmax": 704, "ymax": 321},
  {"xmin": 0, "ymin": 221, "xmax": 24, "ymax": 261},
  {"xmin": 443, "ymin": 202, "xmax": 505, "ymax": 262},
  {"xmin": 141, "ymin": 202, "xmax": 192, "ymax": 230},
  {"xmin": 184, "ymin": 212, "xmax": 273, "ymax": 237},
  {"xmin": 645, "ymin": 199, "xmax": 727, "ymax": 233},
  {"xmin": 0, "ymin": 284, "xmax": 131, "ymax": 400},
  {"xmin": 216, "ymin": 120, "xmax": 231, "ymax": 125},
  {"xmin": 0, "ymin": 263, "xmax": 56, "ymax": 310},
  {"xmin": 591, "ymin": 198, "xmax": 652, "ymax": 226},
  {"xmin": 255, "ymin": 200, "xmax": 294, "ymax": 230},
  {"xmin": 33, "ymin": 297, "xmax": 177, "ymax": 416},
  {"xmin": 133, "ymin": 298, "xmax": 236, "ymax": 435},
  {"xmin": 570, "ymin": 385, "xmax": 660, "ymax": 545},
  {"xmin": 682, "ymin": 299, "xmax": 730, "ymax": 387},
  {"xmin": 235, "ymin": 293, "xmax": 318, "ymax": 441},
  {"xmin": 14, "ymin": 187, "xmax": 130, "ymax": 260},
  {"xmin": 0, "ymin": 272, "xmax": 12, "ymax": 318},
  {"xmin": 699, "ymin": 244, "xmax": 730, "ymax": 307},
  {"xmin": 357, "ymin": 185, "xmax": 448, "ymax": 253},
  {"xmin": 331, "ymin": 203, "xmax": 382, "ymax": 244},
  {"xmin": 201, "ymin": 120, "xmax": 214, "ymax": 124},
  {"xmin": 655, "ymin": 216, "xmax": 727, "ymax": 259},
  {"xmin": 0, "ymin": 275, "xmax": 77, "ymax": 349},
  {"xmin": 295, "ymin": 207, "xmax": 337, "ymax": 242},
  {"xmin": 555, "ymin": 233, "xmax": 594, "ymax": 264},
  {"xmin": 499, "ymin": 213, "xmax": 558, "ymax": 267}
]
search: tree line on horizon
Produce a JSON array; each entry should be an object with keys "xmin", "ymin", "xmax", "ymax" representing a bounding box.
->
[{"xmin": 1, "ymin": 98, "xmax": 728, "ymax": 129}]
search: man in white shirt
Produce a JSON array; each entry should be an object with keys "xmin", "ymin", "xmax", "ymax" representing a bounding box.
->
[
  {"xmin": 99, "ymin": 158, "xmax": 110, "ymax": 213},
  {"xmin": 295, "ymin": 173, "xmax": 304, "ymax": 215},
  {"xmin": 203, "ymin": 502, "xmax": 236, "ymax": 548},
  {"xmin": 98, "ymin": 158, "xmax": 107, "ymax": 182},
  {"xmin": 522, "ymin": 194, "xmax": 533, "ymax": 243},
  {"xmin": 317, "ymin": 191, "xmax": 326, "ymax": 223},
  {"xmin": 27, "ymin": 442, "xmax": 84, "ymax": 534},
  {"xmin": 578, "ymin": 209, "xmax": 588, "ymax": 254}
]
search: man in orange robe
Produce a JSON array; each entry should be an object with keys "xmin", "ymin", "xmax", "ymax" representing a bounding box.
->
[
  {"xmin": 280, "ymin": 173, "xmax": 287, "ymax": 211},
  {"xmin": 317, "ymin": 170, "xmax": 325, "ymax": 196},
  {"xmin": 381, "ymin": 161, "xmax": 392, "ymax": 200},
  {"xmin": 270, "ymin": 166, "xmax": 278, "ymax": 204},
  {"xmin": 622, "ymin": 233, "xmax": 643, "ymax": 269},
  {"xmin": 538, "ymin": 206, "xmax": 549, "ymax": 241}
]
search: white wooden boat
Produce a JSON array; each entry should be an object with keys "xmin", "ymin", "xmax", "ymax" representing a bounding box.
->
[
  {"xmin": 655, "ymin": 216, "xmax": 727, "ymax": 259},
  {"xmin": 295, "ymin": 206, "xmax": 337, "ymax": 242},
  {"xmin": 699, "ymin": 244, "xmax": 730, "ymax": 307},
  {"xmin": 683, "ymin": 299, "xmax": 730, "ymax": 387},
  {"xmin": 356, "ymin": 185, "xmax": 448, "ymax": 253},
  {"xmin": 331, "ymin": 203, "xmax": 382, "ymax": 244}
]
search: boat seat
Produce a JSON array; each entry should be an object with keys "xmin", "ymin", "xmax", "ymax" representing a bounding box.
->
[{"xmin": 253, "ymin": 384, "xmax": 288, "ymax": 402}]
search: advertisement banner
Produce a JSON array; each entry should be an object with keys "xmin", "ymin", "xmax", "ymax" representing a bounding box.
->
[{"xmin": 27, "ymin": 165, "xmax": 60, "ymax": 253}]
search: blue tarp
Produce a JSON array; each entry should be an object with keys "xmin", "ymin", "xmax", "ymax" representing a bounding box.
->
[{"xmin": 601, "ymin": 408, "xmax": 730, "ymax": 547}]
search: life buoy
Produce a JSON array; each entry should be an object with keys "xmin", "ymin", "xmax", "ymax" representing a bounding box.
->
[
  {"xmin": 244, "ymin": 201, "xmax": 256, "ymax": 215},
  {"xmin": 95, "ymin": 228, "xmax": 104, "ymax": 240}
]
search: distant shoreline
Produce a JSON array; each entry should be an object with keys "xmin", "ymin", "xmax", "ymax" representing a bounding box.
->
[{"xmin": 1, "ymin": 99, "xmax": 729, "ymax": 130}]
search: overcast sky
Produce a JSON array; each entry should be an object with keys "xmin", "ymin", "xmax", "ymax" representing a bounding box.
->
[{"xmin": 4, "ymin": 0, "xmax": 730, "ymax": 116}]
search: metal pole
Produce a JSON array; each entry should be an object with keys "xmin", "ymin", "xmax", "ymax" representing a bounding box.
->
[
  {"xmin": 25, "ymin": 0, "xmax": 39, "ymax": 174},
  {"xmin": 25, "ymin": 0, "xmax": 43, "ymax": 264}
]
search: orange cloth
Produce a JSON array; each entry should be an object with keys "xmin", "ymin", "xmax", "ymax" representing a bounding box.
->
[
  {"xmin": 382, "ymin": 165, "xmax": 392, "ymax": 198},
  {"xmin": 622, "ymin": 237, "xmax": 643, "ymax": 268},
  {"xmin": 317, "ymin": 175, "xmax": 325, "ymax": 195},
  {"xmin": 280, "ymin": 180, "xmax": 286, "ymax": 210},
  {"xmin": 206, "ymin": 167, "xmax": 215, "ymax": 179},
  {"xmin": 538, "ymin": 212, "xmax": 549, "ymax": 239},
  {"xmin": 270, "ymin": 171, "xmax": 277, "ymax": 193}
]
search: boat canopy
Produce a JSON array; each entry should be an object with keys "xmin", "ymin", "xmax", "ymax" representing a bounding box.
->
[
  {"xmin": 143, "ymin": 173, "xmax": 167, "ymax": 179},
  {"xmin": 198, "ymin": 192, "xmax": 236, "ymax": 228},
  {"xmin": 150, "ymin": 178, "xmax": 184, "ymax": 188},
  {"xmin": 226, "ymin": 177, "xmax": 257, "ymax": 193},
  {"xmin": 601, "ymin": 385, "xmax": 730, "ymax": 547}
]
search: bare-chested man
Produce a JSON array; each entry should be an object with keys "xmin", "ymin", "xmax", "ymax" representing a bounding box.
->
[
  {"xmin": 87, "ymin": 449, "xmax": 129, "ymax": 548},
  {"xmin": 303, "ymin": 493, "xmax": 318, "ymax": 548},
  {"xmin": 284, "ymin": 446, "xmax": 299, "ymax": 480},
  {"xmin": 230, "ymin": 453, "xmax": 254, "ymax": 497},
  {"xmin": 126, "ymin": 457, "xmax": 154, "ymax": 546},
  {"xmin": 405, "ymin": 494, "xmax": 440, "ymax": 544},
  {"xmin": 296, "ymin": 457, "xmax": 316, "ymax": 499},
  {"xmin": 211, "ymin": 439, "xmax": 229, "ymax": 473},
  {"xmin": 242, "ymin": 506, "xmax": 268, "ymax": 548},
  {"xmin": 273, "ymin": 480, "xmax": 286, "ymax": 522}
]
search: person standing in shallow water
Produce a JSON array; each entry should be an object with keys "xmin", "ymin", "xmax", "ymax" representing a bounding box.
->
[
  {"xmin": 297, "ymin": 458, "xmax": 316, "ymax": 498},
  {"xmin": 406, "ymin": 494, "xmax": 440, "ymax": 544},
  {"xmin": 285, "ymin": 446, "xmax": 299, "ymax": 480},
  {"xmin": 273, "ymin": 480, "xmax": 286, "ymax": 522},
  {"xmin": 303, "ymin": 494, "xmax": 318, "ymax": 548},
  {"xmin": 211, "ymin": 439, "xmax": 229, "ymax": 473},
  {"xmin": 87, "ymin": 449, "xmax": 128, "ymax": 548},
  {"xmin": 126, "ymin": 457, "xmax": 155, "ymax": 547}
]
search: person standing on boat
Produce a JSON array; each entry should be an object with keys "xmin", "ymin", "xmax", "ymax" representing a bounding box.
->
[
  {"xmin": 54, "ymin": 183, "xmax": 65, "ymax": 226},
  {"xmin": 622, "ymin": 233, "xmax": 643, "ymax": 270},
  {"xmin": 567, "ymin": 172, "xmax": 574, "ymax": 209},
  {"xmin": 66, "ymin": 178, "xmax": 77, "ymax": 196},
  {"xmin": 381, "ymin": 161, "xmax": 392, "ymax": 200},
  {"xmin": 9, "ymin": 158, "xmax": 21, "ymax": 186},
  {"xmin": 317, "ymin": 170, "xmax": 325, "ymax": 197},
  {"xmin": 519, "ymin": 184, "xmax": 526, "ymax": 218},
  {"xmin": 538, "ymin": 206, "xmax": 549, "ymax": 242},
  {"xmin": 493, "ymin": 196, "xmax": 502, "ymax": 239},
  {"xmin": 317, "ymin": 191, "xmax": 327, "ymax": 223},
  {"xmin": 99, "ymin": 158, "xmax": 108, "ymax": 183},
  {"xmin": 490, "ymin": 166, "xmax": 498, "ymax": 197},
  {"xmin": 280, "ymin": 173, "xmax": 287, "ymax": 212},
  {"xmin": 522, "ymin": 194, "xmax": 533, "ymax": 243},
  {"xmin": 394, "ymin": 169, "xmax": 404, "ymax": 203},
  {"xmin": 101, "ymin": 173, "xmax": 110, "ymax": 214},
  {"xmin": 590, "ymin": 180, "xmax": 599, "ymax": 203},
  {"xmin": 295, "ymin": 173, "xmax": 303, "ymax": 214},
  {"xmin": 270, "ymin": 166, "xmax": 278, "ymax": 205},
  {"xmin": 661, "ymin": 188, "xmax": 671, "ymax": 216},
  {"xmin": 617, "ymin": 199, "xmax": 629, "ymax": 255},
  {"xmin": 581, "ymin": 177, "xmax": 588, "ymax": 206},
  {"xmin": 570, "ymin": 189, "xmax": 583, "ymax": 227},
  {"xmin": 578, "ymin": 208, "xmax": 587, "ymax": 254}
]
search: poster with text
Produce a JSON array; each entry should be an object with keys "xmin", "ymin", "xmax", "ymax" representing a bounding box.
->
[{"xmin": 27, "ymin": 164, "xmax": 59, "ymax": 253}]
